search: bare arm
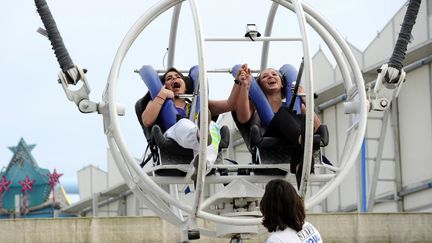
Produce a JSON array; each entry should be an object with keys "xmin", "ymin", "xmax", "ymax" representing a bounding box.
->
[
  {"xmin": 208, "ymin": 81, "xmax": 241, "ymax": 116},
  {"xmin": 298, "ymin": 86, "xmax": 321, "ymax": 131},
  {"xmin": 300, "ymin": 103, "xmax": 321, "ymax": 132},
  {"xmin": 141, "ymin": 86, "xmax": 174, "ymax": 128},
  {"xmin": 234, "ymin": 64, "xmax": 254, "ymax": 124},
  {"xmin": 297, "ymin": 86, "xmax": 307, "ymax": 104}
]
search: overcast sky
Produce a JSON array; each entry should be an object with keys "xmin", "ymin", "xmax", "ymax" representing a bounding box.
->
[{"xmin": 0, "ymin": 0, "xmax": 407, "ymax": 185}]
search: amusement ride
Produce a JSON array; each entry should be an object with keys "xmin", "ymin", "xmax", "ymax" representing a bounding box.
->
[{"xmin": 33, "ymin": 0, "xmax": 421, "ymax": 241}]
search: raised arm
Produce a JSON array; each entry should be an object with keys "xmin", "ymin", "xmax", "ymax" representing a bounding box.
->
[
  {"xmin": 141, "ymin": 86, "xmax": 174, "ymax": 128},
  {"xmin": 235, "ymin": 64, "xmax": 254, "ymax": 124},
  {"xmin": 298, "ymin": 86, "xmax": 321, "ymax": 132},
  {"xmin": 208, "ymin": 79, "xmax": 242, "ymax": 116}
]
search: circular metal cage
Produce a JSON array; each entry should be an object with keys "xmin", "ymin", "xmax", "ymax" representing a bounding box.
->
[{"xmin": 102, "ymin": 0, "xmax": 367, "ymax": 239}]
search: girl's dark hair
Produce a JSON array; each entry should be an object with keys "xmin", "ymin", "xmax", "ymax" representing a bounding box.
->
[
  {"xmin": 161, "ymin": 67, "xmax": 185, "ymax": 82},
  {"xmin": 161, "ymin": 67, "xmax": 194, "ymax": 94},
  {"xmin": 260, "ymin": 179, "xmax": 305, "ymax": 232},
  {"xmin": 256, "ymin": 68, "xmax": 287, "ymax": 98}
]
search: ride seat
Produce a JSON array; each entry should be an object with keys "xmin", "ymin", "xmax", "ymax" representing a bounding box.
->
[
  {"xmin": 148, "ymin": 120, "xmax": 230, "ymax": 176},
  {"xmin": 233, "ymin": 111, "xmax": 329, "ymax": 175},
  {"xmin": 230, "ymin": 62, "xmax": 330, "ymax": 176},
  {"xmin": 135, "ymin": 72, "xmax": 230, "ymax": 176}
]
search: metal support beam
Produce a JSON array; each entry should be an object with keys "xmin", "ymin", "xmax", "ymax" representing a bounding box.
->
[
  {"xmin": 367, "ymin": 109, "xmax": 390, "ymax": 211},
  {"xmin": 391, "ymin": 102, "xmax": 404, "ymax": 211}
]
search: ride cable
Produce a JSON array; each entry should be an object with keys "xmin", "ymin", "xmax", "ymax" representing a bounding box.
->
[
  {"xmin": 389, "ymin": 0, "xmax": 422, "ymax": 71},
  {"xmin": 370, "ymin": 0, "xmax": 422, "ymax": 111},
  {"xmin": 35, "ymin": 0, "xmax": 106, "ymax": 115},
  {"xmin": 34, "ymin": 0, "xmax": 77, "ymax": 85}
]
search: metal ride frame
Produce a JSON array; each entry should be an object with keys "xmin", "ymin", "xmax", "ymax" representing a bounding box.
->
[
  {"xmin": 33, "ymin": 0, "xmax": 421, "ymax": 239},
  {"xmin": 101, "ymin": 0, "xmax": 367, "ymax": 238}
]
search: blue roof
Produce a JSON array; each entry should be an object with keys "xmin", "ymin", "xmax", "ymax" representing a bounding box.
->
[{"xmin": 0, "ymin": 138, "xmax": 51, "ymax": 210}]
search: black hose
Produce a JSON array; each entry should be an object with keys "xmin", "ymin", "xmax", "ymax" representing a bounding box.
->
[
  {"xmin": 34, "ymin": 0, "xmax": 75, "ymax": 83},
  {"xmin": 388, "ymin": 0, "xmax": 422, "ymax": 70}
]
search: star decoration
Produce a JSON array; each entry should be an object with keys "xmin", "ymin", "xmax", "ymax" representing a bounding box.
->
[
  {"xmin": 0, "ymin": 176, "xmax": 11, "ymax": 193},
  {"xmin": 9, "ymin": 138, "xmax": 36, "ymax": 167},
  {"xmin": 48, "ymin": 169, "xmax": 63, "ymax": 207},
  {"xmin": 19, "ymin": 175, "xmax": 35, "ymax": 193},
  {"xmin": 48, "ymin": 169, "xmax": 63, "ymax": 187},
  {"xmin": 8, "ymin": 138, "xmax": 36, "ymax": 154}
]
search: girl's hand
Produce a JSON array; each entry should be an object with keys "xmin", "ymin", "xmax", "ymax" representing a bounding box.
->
[
  {"xmin": 158, "ymin": 85, "xmax": 174, "ymax": 99},
  {"xmin": 236, "ymin": 64, "xmax": 252, "ymax": 88}
]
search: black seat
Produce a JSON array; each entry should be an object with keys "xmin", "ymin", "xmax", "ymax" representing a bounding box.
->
[
  {"xmin": 229, "ymin": 62, "xmax": 331, "ymax": 177},
  {"xmin": 135, "ymin": 94, "xmax": 230, "ymax": 176},
  {"xmin": 232, "ymin": 110, "xmax": 329, "ymax": 176},
  {"xmin": 316, "ymin": 124, "xmax": 329, "ymax": 147},
  {"xmin": 250, "ymin": 124, "xmax": 296, "ymax": 175},
  {"xmin": 232, "ymin": 111, "xmax": 295, "ymax": 175}
]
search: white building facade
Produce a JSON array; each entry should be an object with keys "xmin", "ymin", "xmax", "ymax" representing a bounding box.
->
[{"xmin": 309, "ymin": 1, "xmax": 432, "ymax": 212}]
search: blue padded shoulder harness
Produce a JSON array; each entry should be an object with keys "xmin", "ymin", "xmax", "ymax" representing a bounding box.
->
[
  {"xmin": 280, "ymin": 64, "xmax": 302, "ymax": 114},
  {"xmin": 138, "ymin": 65, "xmax": 200, "ymax": 131},
  {"xmin": 187, "ymin": 65, "xmax": 200, "ymax": 115},
  {"xmin": 231, "ymin": 64, "xmax": 302, "ymax": 128}
]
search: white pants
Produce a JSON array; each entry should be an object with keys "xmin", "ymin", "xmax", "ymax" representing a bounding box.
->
[{"xmin": 164, "ymin": 119, "xmax": 219, "ymax": 167}]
